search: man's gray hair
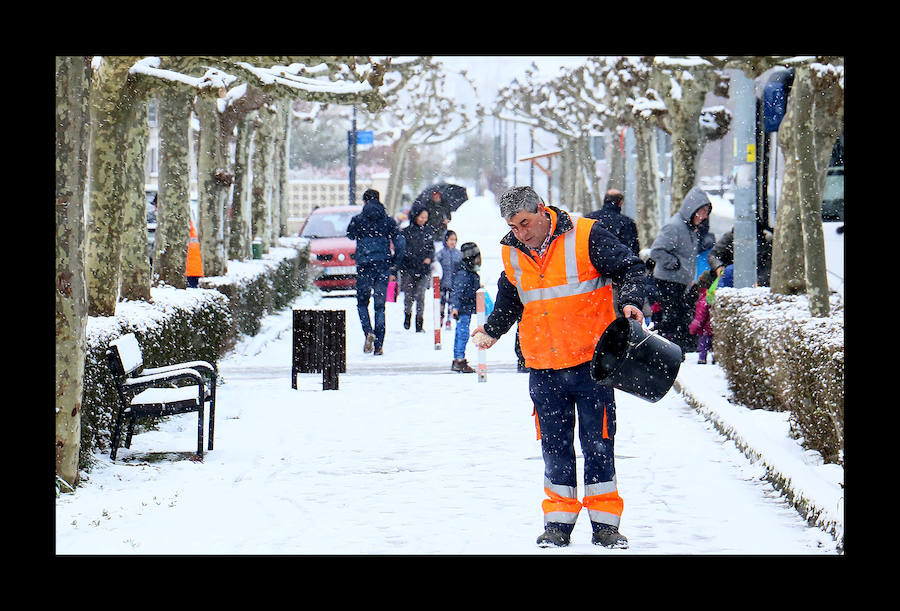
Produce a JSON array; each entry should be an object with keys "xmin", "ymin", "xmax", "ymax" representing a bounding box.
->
[{"xmin": 498, "ymin": 186, "xmax": 543, "ymax": 221}]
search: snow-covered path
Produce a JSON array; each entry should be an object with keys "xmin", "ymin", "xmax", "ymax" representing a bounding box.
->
[
  {"xmin": 55, "ymin": 292, "xmax": 837, "ymax": 554},
  {"xmin": 55, "ymin": 195, "xmax": 839, "ymax": 554}
]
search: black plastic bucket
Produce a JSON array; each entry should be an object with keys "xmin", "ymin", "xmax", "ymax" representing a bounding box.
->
[{"xmin": 591, "ymin": 317, "xmax": 682, "ymax": 403}]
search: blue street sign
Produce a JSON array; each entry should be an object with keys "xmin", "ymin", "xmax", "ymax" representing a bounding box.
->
[{"xmin": 356, "ymin": 131, "xmax": 373, "ymax": 145}]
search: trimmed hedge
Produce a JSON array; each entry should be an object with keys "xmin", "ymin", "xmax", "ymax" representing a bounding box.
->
[
  {"xmin": 79, "ymin": 241, "xmax": 310, "ymax": 468},
  {"xmin": 711, "ymin": 287, "xmax": 844, "ymax": 465}
]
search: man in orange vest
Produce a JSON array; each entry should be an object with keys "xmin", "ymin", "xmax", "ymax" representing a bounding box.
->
[
  {"xmin": 186, "ymin": 217, "xmax": 204, "ymax": 288},
  {"xmin": 471, "ymin": 186, "xmax": 646, "ymax": 549}
]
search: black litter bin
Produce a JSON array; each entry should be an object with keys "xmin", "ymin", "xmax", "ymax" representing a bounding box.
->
[
  {"xmin": 591, "ymin": 317, "xmax": 682, "ymax": 403},
  {"xmin": 292, "ymin": 309, "xmax": 346, "ymax": 390}
]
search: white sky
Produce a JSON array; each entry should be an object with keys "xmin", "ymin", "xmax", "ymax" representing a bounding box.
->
[{"xmin": 435, "ymin": 56, "xmax": 588, "ymax": 108}]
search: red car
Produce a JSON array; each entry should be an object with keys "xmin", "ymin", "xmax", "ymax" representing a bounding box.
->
[{"xmin": 299, "ymin": 205, "xmax": 362, "ymax": 292}]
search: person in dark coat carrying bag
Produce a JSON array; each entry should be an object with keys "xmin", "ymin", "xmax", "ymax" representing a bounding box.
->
[
  {"xmin": 346, "ymin": 189, "xmax": 406, "ymax": 356},
  {"xmin": 469, "ymin": 186, "xmax": 646, "ymax": 549}
]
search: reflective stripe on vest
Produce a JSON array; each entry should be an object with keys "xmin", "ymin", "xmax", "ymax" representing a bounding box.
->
[{"xmin": 502, "ymin": 215, "xmax": 616, "ymax": 370}]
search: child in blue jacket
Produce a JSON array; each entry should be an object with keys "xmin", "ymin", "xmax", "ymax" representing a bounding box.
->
[
  {"xmin": 450, "ymin": 242, "xmax": 482, "ymax": 373},
  {"xmin": 436, "ymin": 230, "xmax": 462, "ymax": 330}
]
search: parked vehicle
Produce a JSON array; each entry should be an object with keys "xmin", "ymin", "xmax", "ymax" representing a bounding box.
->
[{"xmin": 299, "ymin": 205, "xmax": 362, "ymax": 292}]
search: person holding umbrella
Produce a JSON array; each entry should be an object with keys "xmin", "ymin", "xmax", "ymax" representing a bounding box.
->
[{"xmin": 423, "ymin": 189, "xmax": 452, "ymax": 243}]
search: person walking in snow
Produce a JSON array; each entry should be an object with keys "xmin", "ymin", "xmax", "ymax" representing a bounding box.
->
[
  {"xmin": 398, "ymin": 201, "xmax": 435, "ymax": 332},
  {"xmin": 649, "ymin": 186, "xmax": 713, "ymax": 355},
  {"xmin": 436, "ymin": 230, "xmax": 462, "ymax": 330},
  {"xmin": 449, "ymin": 242, "xmax": 482, "ymax": 373},
  {"xmin": 346, "ymin": 189, "xmax": 406, "ymax": 356},
  {"xmin": 584, "ymin": 189, "xmax": 640, "ymax": 256},
  {"xmin": 469, "ymin": 185, "xmax": 646, "ymax": 549},
  {"xmin": 424, "ymin": 188, "xmax": 452, "ymax": 245},
  {"xmin": 689, "ymin": 270, "xmax": 715, "ymax": 364}
]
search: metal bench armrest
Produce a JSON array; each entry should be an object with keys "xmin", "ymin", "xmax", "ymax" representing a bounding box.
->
[
  {"xmin": 142, "ymin": 360, "xmax": 216, "ymax": 377},
  {"xmin": 124, "ymin": 368, "xmax": 206, "ymax": 396}
]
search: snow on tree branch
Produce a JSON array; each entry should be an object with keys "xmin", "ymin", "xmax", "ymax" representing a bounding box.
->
[{"xmin": 130, "ymin": 57, "xmax": 236, "ymax": 94}]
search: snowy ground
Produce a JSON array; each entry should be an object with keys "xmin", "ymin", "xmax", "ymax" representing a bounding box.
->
[{"xmin": 55, "ymin": 195, "xmax": 843, "ymax": 555}]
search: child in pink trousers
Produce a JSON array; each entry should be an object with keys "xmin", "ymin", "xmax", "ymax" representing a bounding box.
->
[{"xmin": 689, "ymin": 271, "xmax": 715, "ymax": 364}]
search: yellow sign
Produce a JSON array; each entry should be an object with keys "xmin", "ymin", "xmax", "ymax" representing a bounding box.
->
[{"xmin": 746, "ymin": 144, "xmax": 756, "ymax": 163}]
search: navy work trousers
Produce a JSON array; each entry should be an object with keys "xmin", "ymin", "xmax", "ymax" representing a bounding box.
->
[{"xmin": 529, "ymin": 361, "xmax": 618, "ymax": 528}]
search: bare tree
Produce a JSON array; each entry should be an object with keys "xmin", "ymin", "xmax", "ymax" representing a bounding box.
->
[
  {"xmin": 84, "ymin": 56, "xmax": 145, "ymax": 315},
  {"xmin": 650, "ymin": 57, "xmax": 730, "ymax": 215},
  {"xmin": 494, "ymin": 62, "xmax": 605, "ymax": 213},
  {"xmin": 769, "ymin": 58, "xmax": 844, "ymax": 315},
  {"xmin": 593, "ymin": 56, "xmax": 666, "ymax": 248},
  {"xmin": 363, "ymin": 57, "xmax": 479, "ymax": 213},
  {"xmin": 702, "ymin": 55, "xmax": 844, "ymax": 316}
]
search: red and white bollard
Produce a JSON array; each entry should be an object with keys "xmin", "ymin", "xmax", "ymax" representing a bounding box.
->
[
  {"xmin": 433, "ymin": 275, "xmax": 442, "ymax": 350},
  {"xmin": 475, "ymin": 289, "xmax": 487, "ymax": 383}
]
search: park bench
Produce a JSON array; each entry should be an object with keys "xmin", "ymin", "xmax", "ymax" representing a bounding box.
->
[{"xmin": 106, "ymin": 333, "xmax": 217, "ymax": 461}]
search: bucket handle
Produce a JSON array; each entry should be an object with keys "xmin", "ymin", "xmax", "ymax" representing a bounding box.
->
[
  {"xmin": 625, "ymin": 318, "xmax": 654, "ymax": 350},
  {"xmin": 630, "ymin": 333, "xmax": 653, "ymax": 351}
]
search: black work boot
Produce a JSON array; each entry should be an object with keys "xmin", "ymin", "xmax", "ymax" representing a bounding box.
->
[
  {"xmin": 403, "ymin": 313, "xmax": 411, "ymax": 330},
  {"xmin": 536, "ymin": 524, "xmax": 571, "ymax": 548},
  {"xmin": 415, "ymin": 316, "xmax": 424, "ymax": 332},
  {"xmin": 591, "ymin": 523, "xmax": 629, "ymax": 549}
]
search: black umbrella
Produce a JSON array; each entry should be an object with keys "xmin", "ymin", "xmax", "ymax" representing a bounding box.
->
[{"xmin": 413, "ymin": 183, "xmax": 469, "ymax": 212}]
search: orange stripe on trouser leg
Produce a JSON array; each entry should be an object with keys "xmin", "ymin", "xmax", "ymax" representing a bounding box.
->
[
  {"xmin": 542, "ymin": 487, "xmax": 582, "ymax": 517},
  {"xmin": 532, "ymin": 406, "xmax": 540, "ymax": 440},
  {"xmin": 583, "ymin": 490, "xmax": 624, "ymax": 518},
  {"xmin": 602, "ymin": 405, "xmax": 609, "ymax": 440}
]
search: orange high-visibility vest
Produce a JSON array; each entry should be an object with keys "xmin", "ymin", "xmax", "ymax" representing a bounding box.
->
[
  {"xmin": 186, "ymin": 218, "xmax": 204, "ymax": 277},
  {"xmin": 501, "ymin": 209, "xmax": 616, "ymax": 370}
]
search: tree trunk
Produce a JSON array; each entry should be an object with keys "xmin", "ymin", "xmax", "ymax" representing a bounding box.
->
[
  {"xmin": 793, "ymin": 65, "xmax": 844, "ymax": 316},
  {"xmin": 252, "ymin": 105, "xmax": 276, "ymax": 253},
  {"xmin": 604, "ymin": 125, "xmax": 626, "ymax": 193},
  {"xmin": 229, "ymin": 111, "xmax": 256, "ymax": 260},
  {"xmin": 55, "ymin": 56, "xmax": 91, "ymax": 490},
  {"xmin": 578, "ymin": 137, "xmax": 602, "ymax": 212},
  {"xmin": 633, "ymin": 121, "xmax": 660, "ymax": 250},
  {"xmin": 770, "ymin": 63, "xmax": 843, "ymax": 305},
  {"xmin": 558, "ymin": 148, "xmax": 574, "ymax": 211},
  {"xmin": 195, "ymin": 96, "xmax": 229, "ymax": 276},
  {"xmin": 386, "ymin": 135, "xmax": 412, "ymax": 215},
  {"xmin": 769, "ymin": 129, "xmax": 806, "ymax": 294},
  {"xmin": 153, "ymin": 91, "xmax": 193, "ymax": 288},
  {"xmin": 85, "ymin": 56, "xmax": 139, "ymax": 316},
  {"xmin": 668, "ymin": 130, "xmax": 700, "ymax": 215},
  {"xmin": 118, "ymin": 95, "xmax": 151, "ymax": 301},
  {"xmin": 277, "ymin": 100, "xmax": 291, "ymax": 238}
]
